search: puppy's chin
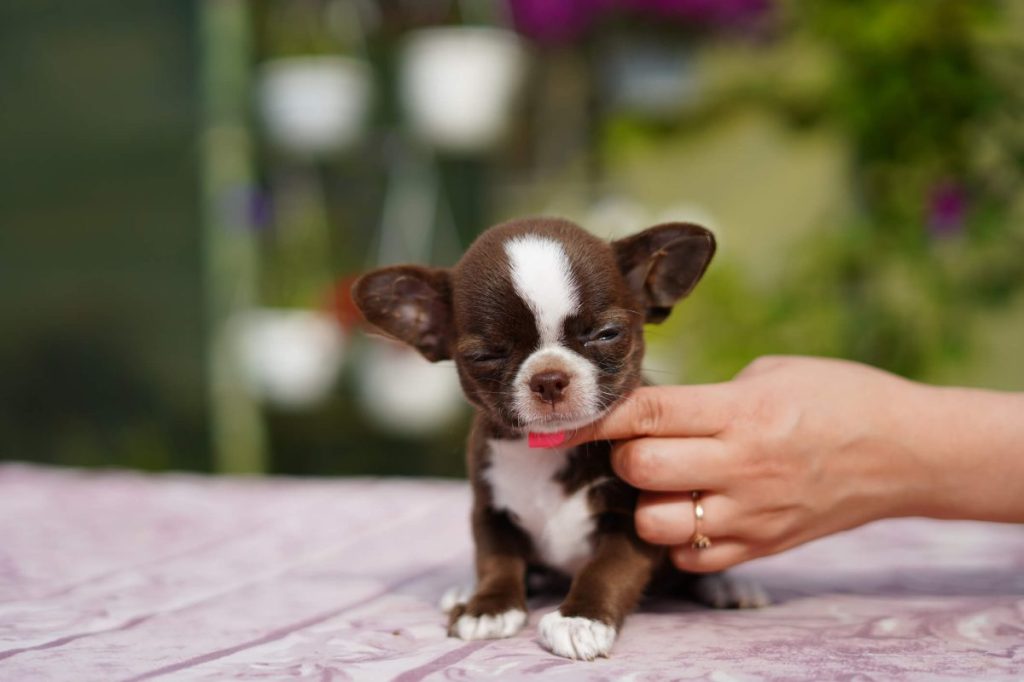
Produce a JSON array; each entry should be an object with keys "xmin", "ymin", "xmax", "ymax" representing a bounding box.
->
[{"xmin": 519, "ymin": 407, "xmax": 612, "ymax": 436}]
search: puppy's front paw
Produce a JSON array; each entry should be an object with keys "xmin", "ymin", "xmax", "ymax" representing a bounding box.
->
[
  {"xmin": 449, "ymin": 608, "xmax": 527, "ymax": 640},
  {"xmin": 537, "ymin": 611, "xmax": 616, "ymax": 661},
  {"xmin": 693, "ymin": 573, "xmax": 770, "ymax": 609}
]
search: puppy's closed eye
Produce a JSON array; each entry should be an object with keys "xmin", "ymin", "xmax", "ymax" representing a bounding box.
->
[
  {"xmin": 459, "ymin": 338, "xmax": 512, "ymax": 368},
  {"xmin": 466, "ymin": 350, "xmax": 509, "ymax": 366},
  {"xmin": 583, "ymin": 325, "xmax": 624, "ymax": 346}
]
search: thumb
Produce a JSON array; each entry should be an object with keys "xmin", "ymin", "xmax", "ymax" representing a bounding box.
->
[{"xmin": 561, "ymin": 384, "xmax": 731, "ymax": 448}]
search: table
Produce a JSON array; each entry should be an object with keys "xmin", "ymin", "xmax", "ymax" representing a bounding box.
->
[{"xmin": 1, "ymin": 464, "xmax": 1022, "ymax": 680}]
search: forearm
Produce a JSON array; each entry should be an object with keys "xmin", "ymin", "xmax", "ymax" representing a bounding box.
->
[{"xmin": 901, "ymin": 382, "xmax": 1024, "ymax": 522}]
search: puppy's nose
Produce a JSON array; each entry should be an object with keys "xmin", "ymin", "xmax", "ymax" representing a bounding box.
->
[{"xmin": 530, "ymin": 370, "xmax": 570, "ymax": 405}]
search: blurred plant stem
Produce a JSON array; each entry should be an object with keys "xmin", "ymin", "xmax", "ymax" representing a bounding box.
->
[{"xmin": 201, "ymin": 0, "xmax": 268, "ymax": 474}]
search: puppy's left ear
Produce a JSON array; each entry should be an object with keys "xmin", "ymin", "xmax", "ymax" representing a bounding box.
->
[{"xmin": 613, "ymin": 222, "xmax": 716, "ymax": 324}]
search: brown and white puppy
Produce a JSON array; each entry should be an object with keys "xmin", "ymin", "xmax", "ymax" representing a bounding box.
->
[{"xmin": 353, "ymin": 217, "xmax": 766, "ymax": 660}]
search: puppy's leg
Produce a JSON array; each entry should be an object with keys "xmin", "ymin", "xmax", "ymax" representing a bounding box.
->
[
  {"xmin": 538, "ymin": 525, "xmax": 661, "ymax": 660},
  {"xmin": 447, "ymin": 507, "xmax": 530, "ymax": 640}
]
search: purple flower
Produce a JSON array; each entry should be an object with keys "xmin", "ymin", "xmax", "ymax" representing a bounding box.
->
[
  {"xmin": 623, "ymin": 0, "xmax": 771, "ymax": 25},
  {"xmin": 506, "ymin": 0, "xmax": 772, "ymax": 44},
  {"xmin": 506, "ymin": 0, "xmax": 608, "ymax": 45},
  {"xmin": 927, "ymin": 181, "xmax": 968, "ymax": 238}
]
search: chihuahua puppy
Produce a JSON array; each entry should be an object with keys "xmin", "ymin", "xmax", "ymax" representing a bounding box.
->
[{"xmin": 353, "ymin": 218, "xmax": 766, "ymax": 660}]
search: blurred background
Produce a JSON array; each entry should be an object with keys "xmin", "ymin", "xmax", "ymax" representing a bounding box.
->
[{"xmin": 1, "ymin": 0, "xmax": 1022, "ymax": 478}]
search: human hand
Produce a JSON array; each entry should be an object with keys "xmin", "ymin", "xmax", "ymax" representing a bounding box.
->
[{"xmin": 564, "ymin": 356, "xmax": 930, "ymax": 572}]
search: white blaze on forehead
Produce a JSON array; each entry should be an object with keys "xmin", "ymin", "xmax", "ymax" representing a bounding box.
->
[{"xmin": 505, "ymin": 236, "xmax": 580, "ymax": 345}]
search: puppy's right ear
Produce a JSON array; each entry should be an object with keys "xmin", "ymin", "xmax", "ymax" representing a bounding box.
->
[{"xmin": 351, "ymin": 266, "xmax": 454, "ymax": 362}]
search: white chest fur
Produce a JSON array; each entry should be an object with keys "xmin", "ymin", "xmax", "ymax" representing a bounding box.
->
[{"xmin": 484, "ymin": 438, "xmax": 596, "ymax": 575}]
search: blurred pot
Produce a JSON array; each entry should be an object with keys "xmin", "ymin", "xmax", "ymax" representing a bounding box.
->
[
  {"xmin": 232, "ymin": 308, "xmax": 345, "ymax": 410},
  {"xmin": 258, "ymin": 56, "xmax": 372, "ymax": 156},
  {"xmin": 399, "ymin": 27, "xmax": 527, "ymax": 153},
  {"xmin": 357, "ymin": 340, "xmax": 465, "ymax": 436}
]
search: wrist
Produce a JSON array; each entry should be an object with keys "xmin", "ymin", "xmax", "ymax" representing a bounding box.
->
[
  {"xmin": 822, "ymin": 369, "xmax": 933, "ymax": 526},
  {"xmin": 880, "ymin": 380, "xmax": 952, "ymax": 519},
  {"xmin": 851, "ymin": 375, "xmax": 938, "ymax": 522}
]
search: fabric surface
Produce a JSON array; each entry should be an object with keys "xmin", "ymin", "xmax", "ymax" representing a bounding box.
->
[{"xmin": 1, "ymin": 463, "xmax": 1022, "ymax": 681}]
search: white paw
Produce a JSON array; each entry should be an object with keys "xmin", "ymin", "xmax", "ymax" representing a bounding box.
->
[
  {"xmin": 537, "ymin": 611, "xmax": 617, "ymax": 661},
  {"xmin": 694, "ymin": 574, "xmax": 770, "ymax": 609},
  {"xmin": 452, "ymin": 609, "xmax": 528, "ymax": 640},
  {"xmin": 439, "ymin": 584, "xmax": 473, "ymax": 613}
]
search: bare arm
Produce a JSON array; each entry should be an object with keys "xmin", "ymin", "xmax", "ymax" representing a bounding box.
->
[
  {"xmin": 902, "ymin": 380, "xmax": 1024, "ymax": 523},
  {"xmin": 560, "ymin": 356, "xmax": 1024, "ymax": 573}
]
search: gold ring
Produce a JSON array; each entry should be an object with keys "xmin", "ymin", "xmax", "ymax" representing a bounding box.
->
[{"xmin": 690, "ymin": 490, "xmax": 711, "ymax": 549}]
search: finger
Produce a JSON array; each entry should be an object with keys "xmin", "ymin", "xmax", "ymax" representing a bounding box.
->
[
  {"xmin": 564, "ymin": 384, "xmax": 732, "ymax": 447},
  {"xmin": 669, "ymin": 540, "xmax": 752, "ymax": 574},
  {"xmin": 634, "ymin": 491, "xmax": 742, "ymax": 546},
  {"xmin": 612, "ymin": 437, "xmax": 731, "ymax": 491}
]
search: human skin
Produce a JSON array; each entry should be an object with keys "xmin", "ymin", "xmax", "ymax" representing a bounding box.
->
[{"xmin": 561, "ymin": 355, "xmax": 1024, "ymax": 573}]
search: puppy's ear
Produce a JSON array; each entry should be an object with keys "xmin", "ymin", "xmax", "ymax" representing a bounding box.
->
[
  {"xmin": 351, "ymin": 266, "xmax": 454, "ymax": 362},
  {"xmin": 613, "ymin": 223, "xmax": 716, "ymax": 324}
]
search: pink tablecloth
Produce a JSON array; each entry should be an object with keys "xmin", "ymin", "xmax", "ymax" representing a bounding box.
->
[{"xmin": 1, "ymin": 464, "xmax": 1022, "ymax": 681}]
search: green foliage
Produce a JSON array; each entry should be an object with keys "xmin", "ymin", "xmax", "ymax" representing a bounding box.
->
[
  {"xmin": 804, "ymin": 0, "xmax": 1000, "ymax": 236},
  {"xmin": 652, "ymin": 223, "xmax": 866, "ymax": 382},
  {"xmin": 793, "ymin": 0, "xmax": 1022, "ymax": 377},
  {"xmin": 605, "ymin": 1, "xmax": 1022, "ymax": 383}
]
